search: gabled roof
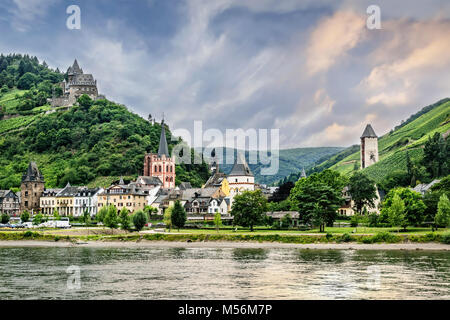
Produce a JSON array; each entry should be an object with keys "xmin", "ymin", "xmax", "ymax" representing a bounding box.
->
[
  {"xmin": 361, "ymin": 124, "xmax": 377, "ymax": 138},
  {"xmin": 228, "ymin": 153, "xmax": 253, "ymax": 177},
  {"xmin": 158, "ymin": 120, "xmax": 170, "ymax": 157},
  {"xmin": 134, "ymin": 176, "xmax": 163, "ymax": 186}
]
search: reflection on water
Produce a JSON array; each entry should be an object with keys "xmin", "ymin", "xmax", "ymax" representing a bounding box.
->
[{"xmin": 0, "ymin": 247, "xmax": 448, "ymax": 299}]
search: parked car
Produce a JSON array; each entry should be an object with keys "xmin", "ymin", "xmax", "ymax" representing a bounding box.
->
[
  {"xmin": 155, "ymin": 223, "xmax": 166, "ymax": 227},
  {"xmin": 0, "ymin": 223, "xmax": 8, "ymax": 228},
  {"xmin": 22, "ymin": 222, "xmax": 34, "ymax": 228}
]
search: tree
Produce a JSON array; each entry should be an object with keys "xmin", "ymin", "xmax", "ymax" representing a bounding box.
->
[
  {"xmin": 422, "ymin": 132, "xmax": 449, "ymax": 178},
  {"xmin": 289, "ymin": 173, "xmax": 343, "ymax": 232},
  {"xmin": 53, "ymin": 209, "xmax": 61, "ymax": 220},
  {"xmin": 214, "ymin": 212, "xmax": 222, "ymax": 232},
  {"xmin": 280, "ymin": 213, "xmax": 292, "ymax": 229},
  {"xmin": 77, "ymin": 94, "xmax": 93, "ymax": 111},
  {"xmin": 132, "ymin": 210, "xmax": 147, "ymax": 231},
  {"xmin": 33, "ymin": 213, "xmax": 43, "ymax": 225},
  {"xmin": 269, "ymin": 181, "xmax": 294, "ymax": 202},
  {"xmin": 348, "ymin": 171, "xmax": 377, "ymax": 214},
  {"xmin": 17, "ymin": 72, "xmax": 38, "ymax": 89},
  {"xmin": 387, "ymin": 194, "xmax": 406, "ymax": 232},
  {"xmin": 103, "ymin": 205, "xmax": 118, "ymax": 232},
  {"xmin": 231, "ymin": 190, "xmax": 268, "ymax": 231},
  {"xmin": 20, "ymin": 210, "xmax": 30, "ymax": 223},
  {"xmin": 380, "ymin": 187, "xmax": 426, "ymax": 227},
  {"xmin": 171, "ymin": 200, "xmax": 186, "ymax": 231},
  {"xmin": 435, "ymin": 194, "xmax": 450, "ymax": 228},
  {"xmin": 96, "ymin": 206, "xmax": 108, "ymax": 223},
  {"xmin": 163, "ymin": 206, "xmax": 173, "ymax": 232},
  {"xmin": 1, "ymin": 213, "xmax": 9, "ymax": 224},
  {"xmin": 119, "ymin": 207, "xmax": 131, "ymax": 231},
  {"xmin": 82, "ymin": 209, "xmax": 91, "ymax": 235}
]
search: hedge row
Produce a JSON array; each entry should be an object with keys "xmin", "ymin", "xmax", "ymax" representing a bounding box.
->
[{"xmin": 1, "ymin": 231, "xmax": 449, "ymax": 244}]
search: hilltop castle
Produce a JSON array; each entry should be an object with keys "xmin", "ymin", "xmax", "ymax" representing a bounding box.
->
[{"xmin": 51, "ymin": 59, "xmax": 105, "ymax": 107}]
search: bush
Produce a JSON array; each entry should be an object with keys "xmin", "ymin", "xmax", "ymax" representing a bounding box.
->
[
  {"xmin": 370, "ymin": 231, "xmax": 401, "ymax": 243},
  {"xmin": 339, "ymin": 233, "xmax": 353, "ymax": 243},
  {"xmin": 23, "ymin": 231, "xmax": 34, "ymax": 238},
  {"xmin": 441, "ymin": 231, "xmax": 450, "ymax": 244}
]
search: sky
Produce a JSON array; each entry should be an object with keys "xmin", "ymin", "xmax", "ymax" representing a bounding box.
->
[{"xmin": 1, "ymin": 0, "xmax": 450, "ymax": 149}]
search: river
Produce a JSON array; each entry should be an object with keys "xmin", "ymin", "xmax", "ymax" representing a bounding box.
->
[{"xmin": 0, "ymin": 247, "xmax": 448, "ymax": 299}]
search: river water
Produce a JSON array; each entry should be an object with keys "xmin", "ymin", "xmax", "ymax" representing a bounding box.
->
[{"xmin": 0, "ymin": 247, "xmax": 448, "ymax": 299}]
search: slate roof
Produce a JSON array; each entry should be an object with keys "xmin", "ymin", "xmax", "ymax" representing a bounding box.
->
[
  {"xmin": 158, "ymin": 121, "xmax": 170, "ymax": 157},
  {"xmin": 0, "ymin": 190, "xmax": 18, "ymax": 200},
  {"xmin": 179, "ymin": 182, "xmax": 192, "ymax": 190},
  {"xmin": 57, "ymin": 183, "xmax": 80, "ymax": 197},
  {"xmin": 204, "ymin": 172, "xmax": 227, "ymax": 188},
  {"xmin": 228, "ymin": 153, "xmax": 253, "ymax": 177},
  {"xmin": 361, "ymin": 124, "xmax": 377, "ymax": 138},
  {"xmin": 134, "ymin": 176, "xmax": 163, "ymax": 186},
  {"xmin": 22, "ymin": 162, "xmax": 44, "ymax": 183}
]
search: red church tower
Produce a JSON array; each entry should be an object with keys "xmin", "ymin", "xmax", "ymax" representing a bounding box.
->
[{"xmin": 143, "ymin": 120, "xmax": 176, "ymax": 189}]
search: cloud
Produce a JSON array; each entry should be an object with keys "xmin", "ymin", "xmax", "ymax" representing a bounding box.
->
[
  {"xmin": 9, "ymin": 0, "xmax": 57, "ymax": 31},
  {"xmin": 306, "ymin": 10, "xmax": 366, "ymax": 75},
  {"xmin": 359, "ymin": 18, "xmax": 450, "ymax": 108}
]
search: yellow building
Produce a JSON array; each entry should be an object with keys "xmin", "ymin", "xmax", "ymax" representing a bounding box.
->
[
  {"xmin": 40, "ymin": 189, "xmax": 61, "ymax": 215},
  {"xmin": 97, "ymin": 184, "xmax": 148, "ymax": 214}
]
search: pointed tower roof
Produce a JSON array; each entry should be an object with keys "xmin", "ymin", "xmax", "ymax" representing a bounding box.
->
[
  {"xmin": 300, "ymin": 168, "xmax": 307, "ymax": 179},
  {"xmin": 228, "ymin": 153, "xmax": 253, "ymax": 177},
  {"xmin": 119, "ymin": 176, "xmax": 125, "ymax": 185},
  {"xmin": 361, "ymin": 124, "xmax": 377, "ymax": 138},
  {"xmin": 158, "ymin": 120, "xmax": 170, "ymax": 157},
  {"xmin": 22, "ymin": 162, "xmax": 44, "ymax": 183}
]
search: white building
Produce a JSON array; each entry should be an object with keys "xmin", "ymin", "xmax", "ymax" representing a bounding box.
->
[
  {"xmin": 228, "ymin": 153, "xmax": 255, "ymax": 198},
  {"xmin": 73, "ymin": 187, "xmax": 103, "ymax": 217}
]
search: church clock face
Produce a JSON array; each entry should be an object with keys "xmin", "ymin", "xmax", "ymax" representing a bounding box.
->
[{"xmin": 369, "ymin": 152, "xmax": 375, "ymax": 161}]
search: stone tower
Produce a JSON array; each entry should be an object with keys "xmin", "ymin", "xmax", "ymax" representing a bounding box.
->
[
  {"xmin": 21, "ymin": 162, "xmax": 45, "ymax": 213},
  {"xmin": 143, "ymin": 120, "xmax": 176, "ymax": 189},
  {"xmin": 360, "ymin": 124, "xmax": 379, "ymax": 169}
]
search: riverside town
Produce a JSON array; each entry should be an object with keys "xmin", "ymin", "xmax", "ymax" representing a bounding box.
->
[{"xmin": 0, "ymin": 0, "xmax": 449, "ymax": 305}]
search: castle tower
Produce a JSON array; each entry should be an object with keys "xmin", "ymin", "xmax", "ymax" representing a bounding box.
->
[
  {"xmin": 228, "ymin": 152, "xmax": 255, "ymax": 197},
  {"xmin": 143, "ymin": 120, "xmax": 176, "ymax": 189},
  {"xmin": 360, "ymin": 124, "xmax": 379, "ymax": 169},
  {"xmin": 21, "ymin": 162, "xmax": 45, "ymax": 214}
]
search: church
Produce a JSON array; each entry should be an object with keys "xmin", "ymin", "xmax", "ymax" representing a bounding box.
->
[{"xmin": 143, "ymin": 120, "xmax": 176, "ymax": 189}]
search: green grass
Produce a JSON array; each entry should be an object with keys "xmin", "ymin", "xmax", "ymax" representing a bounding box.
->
[
  {"xmin": 0, "ymin": 89, "xmax": 28, "ymax": 113},
  {"xmin": 167, "ymin": 226, "xmax": 449, "ymax": 236},
  {"xmin": 0, "ymin": 114, "xmax": 41, "ymax": 134}
]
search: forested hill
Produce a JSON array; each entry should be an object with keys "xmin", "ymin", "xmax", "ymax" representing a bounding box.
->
[
  {"xmin": 198, "ymin": 147, "xmax": 344, "ymax": 186},
  {"xmin": 281, "ymin": 98, "xmax": 450, "ymax": 186},
  {"xmin": 0, "ymin": 53, "xmax": 210, "ymax": 189}
]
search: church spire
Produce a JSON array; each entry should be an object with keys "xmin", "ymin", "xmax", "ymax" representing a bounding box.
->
[{"xmin": 158, "ymin": 119, "xmax": 170, "ymax": 158}]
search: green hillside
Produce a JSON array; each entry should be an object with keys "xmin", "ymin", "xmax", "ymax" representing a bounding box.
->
[
  {"xmin": 199, "ymin": 147, "xmax": 344, "ymax": 186},
  {"xmin": 0, "ymin": 54, "xmax": 210, "ymax": 190},
  {"xmin": 309, "ymin": 99, "xmax": 450, "ymax": 183}
]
